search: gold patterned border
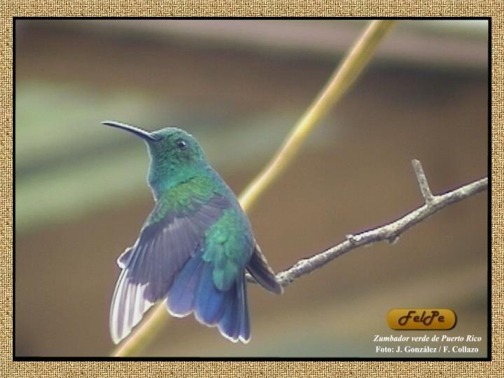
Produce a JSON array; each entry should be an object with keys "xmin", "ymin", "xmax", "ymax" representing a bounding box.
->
[{"xmin": 1, "ymin": 1, "xmax": 501, "ymax": 377}]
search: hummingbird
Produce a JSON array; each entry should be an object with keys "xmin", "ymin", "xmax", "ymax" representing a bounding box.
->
[{"xmin": 104, "ymin": 121, "xmax": 283, "ymax": 345}]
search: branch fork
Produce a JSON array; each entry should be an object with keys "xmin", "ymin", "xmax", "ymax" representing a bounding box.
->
[{"xmin": 251, "ymin": 159, "xmax": 488, "ymax": 289}]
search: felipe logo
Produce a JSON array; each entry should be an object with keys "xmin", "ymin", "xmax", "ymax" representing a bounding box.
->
[{"xmin": 387, "ymin": 309, "xmax": 457, "ymax": 330}]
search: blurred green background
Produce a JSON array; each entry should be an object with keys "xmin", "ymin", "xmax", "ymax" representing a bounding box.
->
[{"xmin": 15, "ymin": 19, "xmax": 488, "ymax": 357}]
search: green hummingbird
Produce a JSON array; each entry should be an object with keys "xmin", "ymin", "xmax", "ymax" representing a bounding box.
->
[{"xmin": 104, "ymin": 121, "xmax": 283, "ymax": 344}]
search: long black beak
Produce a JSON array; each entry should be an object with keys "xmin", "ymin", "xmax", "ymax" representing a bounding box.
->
[{"xmin": 102, "ymin": 120, "xmax": 158, "ymax": 141}]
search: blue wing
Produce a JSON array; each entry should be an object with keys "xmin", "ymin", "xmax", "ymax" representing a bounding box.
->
[
  {"xmin": 109, "ymin": 194, "xmax": 231, "ymax": 344},
  {"xmin": 247, "ymin": 245, "xmax": 283, "ymax": 295}
]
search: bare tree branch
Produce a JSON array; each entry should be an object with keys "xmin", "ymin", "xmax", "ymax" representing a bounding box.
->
[{"xmin": 247, "ymin": 159, "xmax": 488, "ymax": 287}]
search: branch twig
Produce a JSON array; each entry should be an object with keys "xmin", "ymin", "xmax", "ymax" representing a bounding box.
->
[
  {"xmin": 412, "ymin": 159, "xmax": 435, "ymax": 204},
  {"xmin": 246, "ymin": 160, "xmax": 487, "ymax": 287}
]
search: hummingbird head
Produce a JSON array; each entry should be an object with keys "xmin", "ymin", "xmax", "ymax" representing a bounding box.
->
[{"xmin": 103, "ymin": 121, "xmax": 209, "ymax": 194}]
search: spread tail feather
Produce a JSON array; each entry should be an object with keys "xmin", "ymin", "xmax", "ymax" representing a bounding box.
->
[{"xmin": 167, "ymin": 253, "xmax": 251, "ymax": 343}]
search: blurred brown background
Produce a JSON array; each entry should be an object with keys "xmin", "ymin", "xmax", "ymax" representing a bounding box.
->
[{"xmin": 15, "ymin": 20, "xmax": 488, "ymax": 357}]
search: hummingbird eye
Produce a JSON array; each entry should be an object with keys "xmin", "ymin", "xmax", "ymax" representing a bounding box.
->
[{"xmin": 175, "ymin": 138, "xmax": 188, "ymax": 149}]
